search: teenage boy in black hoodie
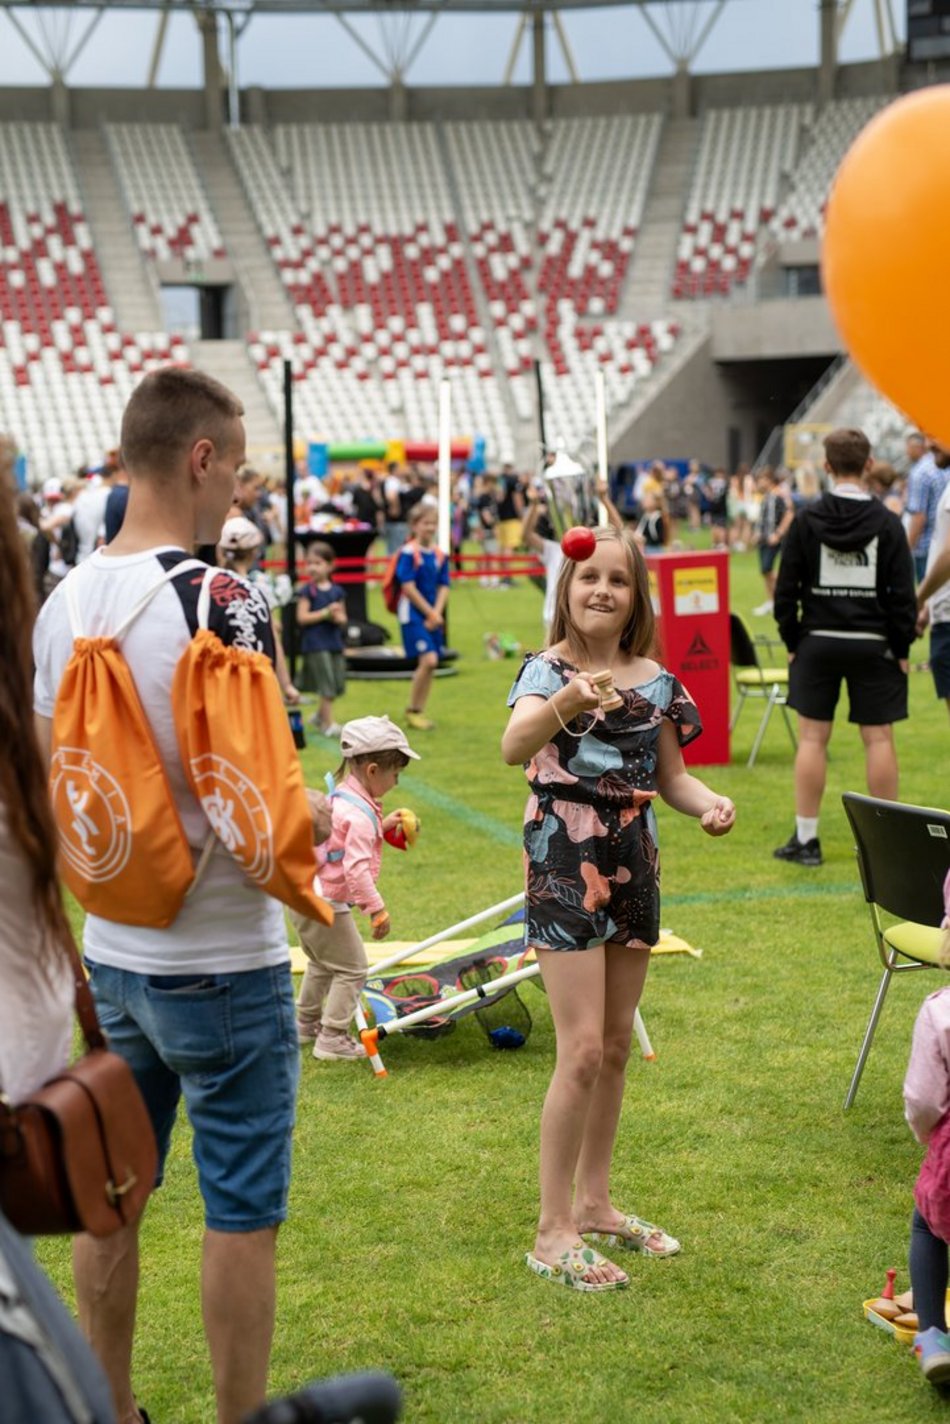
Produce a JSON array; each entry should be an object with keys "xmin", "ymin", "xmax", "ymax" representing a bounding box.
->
[{"xmin": 772, "ymin": 427, "xmax": 917, "ymax": 866}]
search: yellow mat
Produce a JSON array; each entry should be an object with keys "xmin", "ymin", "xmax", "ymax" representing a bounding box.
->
[{"xmin": 289, "ymin": 927, "xmax": 700, "ymax": 975}]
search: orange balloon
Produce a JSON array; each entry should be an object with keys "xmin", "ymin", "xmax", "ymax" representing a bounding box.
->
[{"xmin": 822, "ymin": 85, "xmax": 950, "ymax": 445}]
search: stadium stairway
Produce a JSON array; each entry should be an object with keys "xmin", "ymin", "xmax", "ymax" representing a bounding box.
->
[
  {"xmin": 622, "ymin": 116, "xmax": 698, "ymax": 319},
  {"xmin": 189, "ymin": 337, "xmax": 282, "ymax": 454},
  {"xmin": 432, "ymin": 121, "xmax": 532, "ymax": 467},
  {"xmin": 70, "ymin": 129, "xmax": 163, "ymax": 333},
  {"xmin": 189, "ymin": 129, "xmax": 296, "ymax": 334},
  {"xmin": 608, "ymin": 307, "xmax": 711, "ymax": 451}
]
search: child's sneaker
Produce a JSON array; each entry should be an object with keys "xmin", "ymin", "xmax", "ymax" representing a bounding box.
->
[
  {"xmin": 915, "ymin": 1327, "xmax": 950, "ymax": 1384},
  {"xmin": 297, "ymin": 1019, "xmax": 320, "ymax": 1045},
  {"xmin": 323, "ymin": 722, "xmax": 342, "ymax": 737},
  {"xmin": 313, "ymin": 1028, "xmax": 367, "ymax": 1061},
  {"xmin": 405, "ymin": 709, "xmax": 435, "ymax": 732}
]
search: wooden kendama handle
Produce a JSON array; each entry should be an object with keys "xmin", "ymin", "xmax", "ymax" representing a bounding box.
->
[{"xmin": 590, "ymin": 669, "xmax": 623, "ymax": 711}]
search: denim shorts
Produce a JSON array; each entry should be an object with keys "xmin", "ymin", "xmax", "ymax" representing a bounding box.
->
[{"xmin": 85, "ymin": 960, "xmax": 300, "ymax": 1232}]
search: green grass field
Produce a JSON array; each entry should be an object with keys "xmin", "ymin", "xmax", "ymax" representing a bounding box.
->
[{"xmin": 39, "ymin": 540, "xmax": 950, "ymax": 1423}]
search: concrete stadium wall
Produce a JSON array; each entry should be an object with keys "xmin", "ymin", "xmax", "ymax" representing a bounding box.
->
[
  {"xmin": 711, "ymin": 298, "xmax": 840, "ymax": 363},
  {"xmin": 0, "ymin": 55, "xmax": 923, "ymax": 129},
  {"xmin": 610, "ymin": 336, "xmax": 749, "ymax": 469}
]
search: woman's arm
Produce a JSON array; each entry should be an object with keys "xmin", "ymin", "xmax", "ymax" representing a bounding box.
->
[
  {"xmin": 501, "ymin": 678, "xmax": 600, "ymax": 765},
  {"xmin": 655, "ymin": 720, "xmax": 735, "ymax": 835},
  {"xmin": 918, "ymin": 533, "xmax": 950, "ymax": 606}
]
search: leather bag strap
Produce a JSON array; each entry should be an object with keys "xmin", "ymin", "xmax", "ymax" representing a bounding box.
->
[{"xmin": 60, "ymin": 924, "xmax": 105, "ymax": 1054}]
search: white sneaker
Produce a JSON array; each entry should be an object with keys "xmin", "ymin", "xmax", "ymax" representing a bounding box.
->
[
  {"xmin": 751, "ymin": 601, "xmax": 774, "ymax": 616},
  {"xmin": 313, "ymin": 1028, "xmax": 367, "ymax": 1061}
]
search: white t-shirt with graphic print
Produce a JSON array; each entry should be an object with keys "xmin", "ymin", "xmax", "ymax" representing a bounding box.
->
[{"xmin": 33, "ymin": 546, "xmax": 289, "ymax": 975}]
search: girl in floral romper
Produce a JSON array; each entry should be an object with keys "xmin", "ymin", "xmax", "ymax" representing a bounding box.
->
[{"xmin": 502, "ymin": 526, "xmax": 736, "ymax": 1291}]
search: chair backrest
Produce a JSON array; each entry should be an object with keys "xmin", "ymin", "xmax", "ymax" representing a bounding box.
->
[
  {"xmin": 841, "ymin": 792, "xmax": 950, "ymax": 926},
  {"xmin": 729, "ymin": 613, "xmax": 759, "ymax": 670}
]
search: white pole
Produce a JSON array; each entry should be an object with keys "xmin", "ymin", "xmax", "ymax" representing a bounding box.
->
[
  {"xmin": 366, "ymin": 892, "xmax": 524, "ymax": 978},
  {"xmin": 594, "ymin": 369, "xmax": 609, "ymax": 527},
  {"xmin": 378, "ymin": 963, "xmax": 542, "ymax": 1036},
  {"xmin": 437, "ymin": 377, "xmax": 452, "ymax": 555}
]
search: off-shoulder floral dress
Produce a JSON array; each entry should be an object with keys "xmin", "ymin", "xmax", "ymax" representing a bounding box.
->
[{"xmin": 507, "ymin": 652, "xmax": 701, "ymax": 952}]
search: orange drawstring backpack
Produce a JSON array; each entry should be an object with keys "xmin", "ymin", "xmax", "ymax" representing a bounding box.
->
[
  {"xmin": 171, "ymin": 565, "xmax": 331, "ymax": 924},
  {"xmin": 50, "ymin": 561, "xmax": 331, "ymax": 929},
  {"xmin": 50, "ymin": 564, "xmax": 202, "ymax": 927}
]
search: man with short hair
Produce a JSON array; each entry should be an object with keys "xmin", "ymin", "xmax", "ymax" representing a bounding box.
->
[
  {"xmin": 233, "ymin": 465, "xmax": 272, "ymax": 555},
  {"xmin": 905, "ymin": 431, "xmax": 949, "ymax": 581},
  {"xmin": 772, "ymin": 427, "xmax": 917, "ymax": 866},
  {"xmin": 33, "ymin": 368, "xmax": 301, "ymax": 1424},
  {"xmin": 71, "ymin": 460, "xmax": 118, "ymax": 562}
]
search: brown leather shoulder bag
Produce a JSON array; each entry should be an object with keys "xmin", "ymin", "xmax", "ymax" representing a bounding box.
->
[{"xmin": 0, "ymin": 928, "xmax": 157, "ymax": 1237}]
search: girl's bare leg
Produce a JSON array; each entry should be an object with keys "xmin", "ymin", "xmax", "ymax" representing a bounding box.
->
[
  {"xmin": 573, "ymin": 944, "xmax": 656, "ymax": 1238},
  {"xmin": 533, "ymin": 945, "xmax": 626, "ymax": 1285}
]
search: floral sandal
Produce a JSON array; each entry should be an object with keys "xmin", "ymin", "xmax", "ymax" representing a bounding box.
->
[
  {"xmin": 582, "ymin": 1212, "xmax": 680, "ymax": 1258},
  {"xmin": 525, "ymin": 1241, "xmax": 629, "ymax": 1292}
]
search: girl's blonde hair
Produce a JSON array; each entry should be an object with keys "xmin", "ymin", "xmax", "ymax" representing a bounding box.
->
[{"xmin": 547, "ymin": 526, "xmax": 655, "ymax": 662}]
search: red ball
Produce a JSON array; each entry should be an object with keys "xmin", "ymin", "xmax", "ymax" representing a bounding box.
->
[{"xmin": 561, "ymin": 526, "xmax": 597, "ymax": 561}]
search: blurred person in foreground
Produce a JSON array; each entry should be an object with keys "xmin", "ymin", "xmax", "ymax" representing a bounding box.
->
[{"xmin": 0, "ymin": 466, "xmax": 116, "ymax": 1422}]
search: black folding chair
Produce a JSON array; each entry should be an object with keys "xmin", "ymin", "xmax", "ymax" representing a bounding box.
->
[{"xmin": 841, "ymin": 792, "xmax": 950, "ymax": 1109}]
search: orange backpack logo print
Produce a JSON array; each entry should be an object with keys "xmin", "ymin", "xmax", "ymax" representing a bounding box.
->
[
  {"xmin": 51, "ymin": 751, "xmax": 132, "ymax": 884},
  {"xmin": 191, "ymin": 755, "xmax": 273, "ymax": 874}
]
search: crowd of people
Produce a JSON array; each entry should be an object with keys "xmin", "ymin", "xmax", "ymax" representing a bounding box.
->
[{"xmin": 5, "ymin": 392, "xmax": 950, "ymax": 1414}]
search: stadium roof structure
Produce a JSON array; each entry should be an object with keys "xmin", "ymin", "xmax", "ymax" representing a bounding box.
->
[{"xmin": 0, "ymin": 0, "xmax": 899, "ymax": 95}]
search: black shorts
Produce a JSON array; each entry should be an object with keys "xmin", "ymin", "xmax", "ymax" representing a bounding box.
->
[
  {"xmin": 931, "ymin": 622, "xmax": 950, "ymax": 700},
  {"xmin": 788, "ymin": 634, "xmax": 908, "ymax": 725}
]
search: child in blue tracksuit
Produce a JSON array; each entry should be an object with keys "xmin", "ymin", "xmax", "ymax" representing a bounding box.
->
[{"xmin": 396, "ymin": 503, "xmax": 449, "ymax": 732}]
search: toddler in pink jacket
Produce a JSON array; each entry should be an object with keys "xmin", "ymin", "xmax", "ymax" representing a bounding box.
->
[
  {"xmin": 904, "ymin": 868, "xmax": 950, "ymax": 1384},
  {"xmin": 291, "ymin": 715, "xmax": 420, "ymax": 1062}
]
